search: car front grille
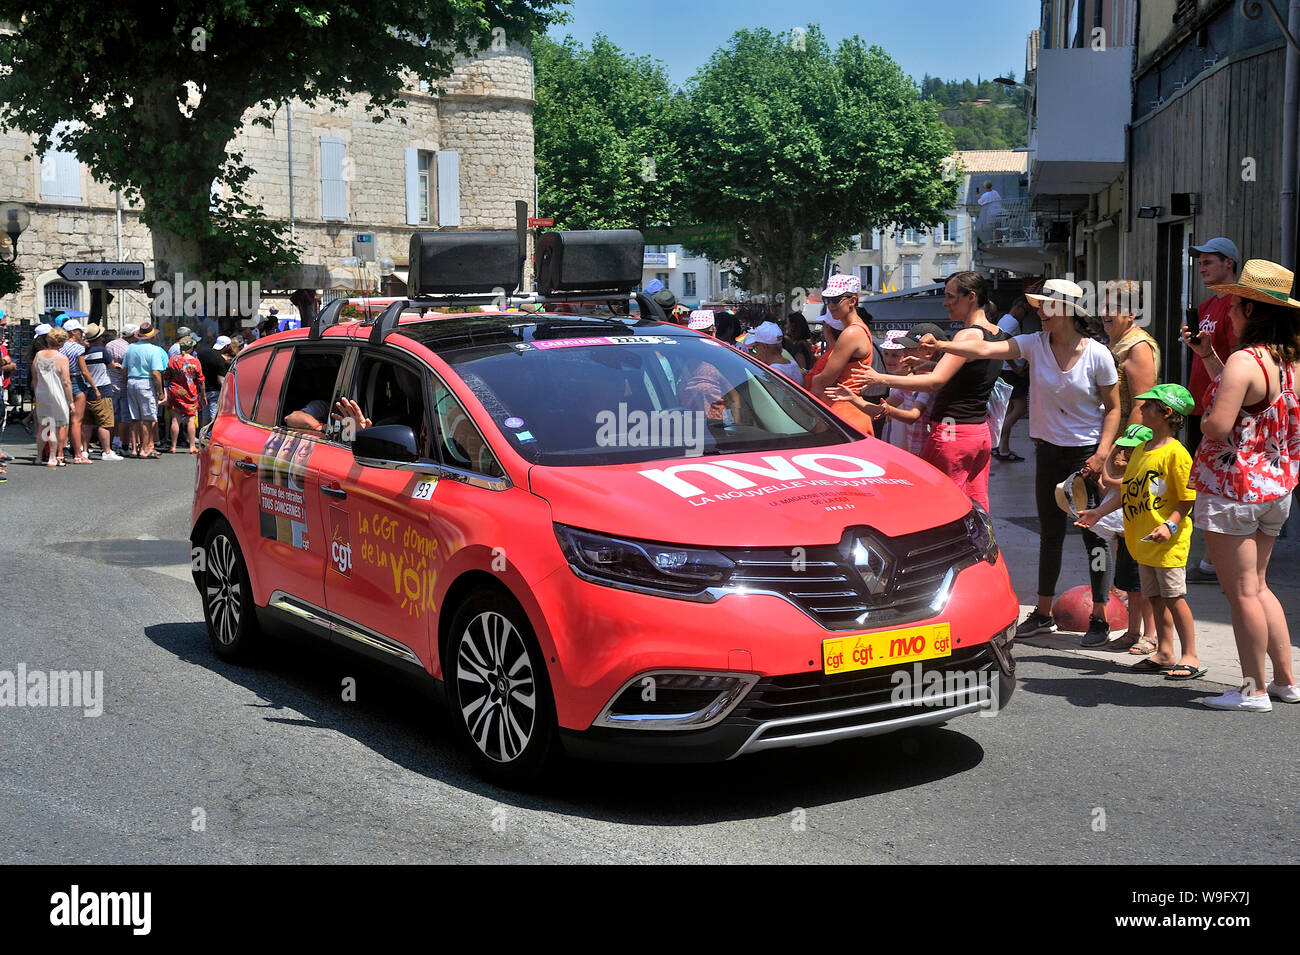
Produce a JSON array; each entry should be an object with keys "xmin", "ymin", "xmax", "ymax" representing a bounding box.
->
[
  {"xmin": 727, "ymin": 644, "xmax": 998, "ymax": 727},
  {"xmin": 720, "ymin": 517, "xmax": 981, "ymax": 630}
]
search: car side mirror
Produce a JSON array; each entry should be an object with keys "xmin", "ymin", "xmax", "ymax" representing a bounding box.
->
[{"xmin": 352, "ymin": 424, "xmax": 419, "ymax": 464}]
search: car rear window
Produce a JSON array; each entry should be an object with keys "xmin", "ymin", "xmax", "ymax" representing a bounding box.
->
[
  {"xmin": 445, "ymin": 333, "xmax": 852, "ymax": 466},
  {"xmin": 233, "ymin": 348, "xmax": 272, "ymax": 422},
  {"xmin": 253, "ymin": 348, "xmax": 293, "ymax": 427}
]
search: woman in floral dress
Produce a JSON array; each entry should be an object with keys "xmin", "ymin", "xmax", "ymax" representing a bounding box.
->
[
  {"xmin": 1185, "ymin": 260, "xmax": 1300, "ymax": 711},
  {"xmin": 165, "ymin": 337, "xmax": 206, "ymax": 454}
]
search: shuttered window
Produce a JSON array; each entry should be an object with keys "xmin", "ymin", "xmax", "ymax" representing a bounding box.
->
[
  {"xmin": 436, "ymin": 150, "xmax": 461, "ymax": 227},
  {"xmin": 39, "ymin": 123, "xmax": 82, "ymax": 202},
  {"xmin": 320, "ymin": 137, "xmax": 347, "ymax": 221}
]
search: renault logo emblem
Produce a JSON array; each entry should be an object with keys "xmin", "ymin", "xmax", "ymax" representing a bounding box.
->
[{"xmin": 851, "ymin": 537, "xmax": 893, "ymax": 595}]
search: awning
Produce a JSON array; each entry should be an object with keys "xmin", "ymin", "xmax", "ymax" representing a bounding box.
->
[{"xmin": 328, "ymin": 266, "xmax": 379, "ymax": 292}]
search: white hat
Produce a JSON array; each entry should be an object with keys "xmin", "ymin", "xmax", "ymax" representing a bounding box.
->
[
  {"xmin": 821, "ymin": 274, "xmax": 861, "ymax": 298},
  {"xmin": 1026, "ymin": 278, "xmax": 1091, "ymax": 319},
  {"xmin": 34, "ymin": 323, "xmax": 53, "ymax": 336},
  {"xmin": 62, "ymin": 319, "xmax": 82, "ymax": 332},
  {"xmin": 214, "ymin": 335, "xmax": 232, "ymax": 349},
  {"xmin": 122, "ymin": 323, "xmax": 139, "ymax": 338},
  {"xmin": 688, "ymin": 309, "xmax": 715, "ymax": 330},
  {"xmin": 752, "ymin": 321, "xmax": 783, "ymax": 345}
]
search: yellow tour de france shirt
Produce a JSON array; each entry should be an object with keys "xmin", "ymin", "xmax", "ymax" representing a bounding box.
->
[{"xmin": 1121, "ymin": 439, "xmax": 1196, "ymax": 567}]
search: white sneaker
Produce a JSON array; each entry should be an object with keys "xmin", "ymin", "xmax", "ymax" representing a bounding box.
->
[
  {"xmin": 1203, "ymin": 689, "xmax": 1273, "ymax": 712},
  {"xmin": 100, "ymin": 451, "xmax": 124, "ymax": 461},
  {"xmin": 1266, "ymin": 682, "xmax": 1300, "ymax": 704}
]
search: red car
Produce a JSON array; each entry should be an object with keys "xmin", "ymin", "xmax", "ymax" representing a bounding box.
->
[{"xmin": 190, "ymin": 229, "xmax": 1017, "ymax": 784}]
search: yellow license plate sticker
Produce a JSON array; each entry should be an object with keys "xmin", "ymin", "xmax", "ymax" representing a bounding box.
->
[{"xmin": 823, "ymin": 623, "xmax": 952, "ymax": 675}]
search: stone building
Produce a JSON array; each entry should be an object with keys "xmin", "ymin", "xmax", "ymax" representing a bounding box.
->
[{"xmin": 0, "ymin": 44, "xmax": 536, "ymax": 329}]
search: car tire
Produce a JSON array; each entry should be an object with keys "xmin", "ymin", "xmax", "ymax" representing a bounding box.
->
[
  {"xmin": 201, "ymin": 519, "xmax": 263, "ymax": 664},
  {"xmin": 446, "ymin": 588, "xmax": 557, "ymax": 785}
]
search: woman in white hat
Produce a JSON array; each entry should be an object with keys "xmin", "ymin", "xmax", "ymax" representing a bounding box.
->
[
  {"xmin": 917, "ymin": 278, "xmax": 1121, "ymax": 646},
  {"xmin": 807, "ymin": 274, "xmax": 876, "ymax": 436},
  {"xmin": 1184, "ymin": 259, "xmax": 1300, "ymax": 710},
  {"xmin": 751, "ymin": 321, "xmax": 802, "ymax": 382}
]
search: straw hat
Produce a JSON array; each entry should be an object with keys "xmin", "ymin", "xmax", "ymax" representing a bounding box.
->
[
  {"xmin": 1053, "ymin": 471, "xmax": 1090, "ymax": 518},
  {"xmin": 1209, "ymin": 259, "xmax": 1300, "ymax": 310}
]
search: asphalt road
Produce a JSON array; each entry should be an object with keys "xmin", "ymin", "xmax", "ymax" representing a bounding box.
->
[{"xmin": 1, "ymin": 429, "xmax": 1296, "ymax": 865}]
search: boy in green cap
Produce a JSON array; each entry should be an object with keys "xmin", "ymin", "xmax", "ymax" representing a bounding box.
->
[
  {"xmin": 1086, "ymin": 424, "xmax": 1158, "ymax": 650},
  {"xmin": 1076, "ymin": 383, "xmax": 1203, "ymax": 679}
]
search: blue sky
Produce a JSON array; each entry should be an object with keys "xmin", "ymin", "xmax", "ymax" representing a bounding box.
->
[{"xmin": 547, "ymin": 0, "xmax": 1043, "ymax": 87}]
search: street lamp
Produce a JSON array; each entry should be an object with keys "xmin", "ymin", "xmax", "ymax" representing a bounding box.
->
[{"xmin": 0, "ymin": 202, "xmax": 30, "ymax": 263}]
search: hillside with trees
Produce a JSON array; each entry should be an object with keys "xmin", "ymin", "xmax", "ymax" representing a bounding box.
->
[{"xmin": 920, "ymin": 74, "xmax": 1028, "ymax": 150}]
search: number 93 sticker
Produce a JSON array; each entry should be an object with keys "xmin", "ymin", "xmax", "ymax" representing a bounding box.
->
[{"xmin": 411, "ymin": 477, "xmax": 438, "ymax": 501}]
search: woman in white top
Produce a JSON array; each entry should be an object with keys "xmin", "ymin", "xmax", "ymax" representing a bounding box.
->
[
  {"xmin": 33, "ymin": 327, "xmax": 74, "ymax": 468},
  {"xmin": 918, "ymin": 279, "xmax": 1121, "ymax": 645}
]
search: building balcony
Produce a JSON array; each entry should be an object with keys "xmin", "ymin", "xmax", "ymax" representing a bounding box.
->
[{"xmin": 1030, "ymin": 46, "xmax": 1132, "ymax": 199}]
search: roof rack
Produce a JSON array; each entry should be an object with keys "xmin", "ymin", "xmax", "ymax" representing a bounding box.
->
[{"xmin": 308, "ymin": 297, "xmax": 347, "ymax": 340}]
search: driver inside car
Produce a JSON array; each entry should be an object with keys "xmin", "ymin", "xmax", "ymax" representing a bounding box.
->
[{"xmin": 284, "ymin": 396, "xmax": 372, "ymax": 435}]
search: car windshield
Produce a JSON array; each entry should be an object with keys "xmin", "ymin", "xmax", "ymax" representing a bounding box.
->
[{"xmin": 438, "ymin": 326, "xmax": 856, "ymax": 466}]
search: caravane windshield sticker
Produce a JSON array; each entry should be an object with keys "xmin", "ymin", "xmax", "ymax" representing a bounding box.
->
[
  {"xmin": 636, "ymin": 452, "xmax": 915, "ymax": 506},
  {"xmin": 258, "ymin": 431, "xmax": 313, "ymax": 549},
  {"xmin": 520, "ymin": 335, "xmax": 680, "ymax": 351}
]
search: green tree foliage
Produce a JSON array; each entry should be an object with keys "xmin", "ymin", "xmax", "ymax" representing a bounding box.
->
[
  {"xmin": 0, "ymin": 1, "xmax": 566, "ymax": 310},
  {"xmin": 919, "ymin": 72, "xmax": 1027, "ymax": 150},
  {"xmin": 534, "ymin": 35, "xmax": 686, "ymax": 230},
  {"xmin": 0, "ymin": 260, "xmax": 21, "ymax": 298},
  {"xmin": 675, "ymin": 26, "xmax": 957, "ymax": 300}
]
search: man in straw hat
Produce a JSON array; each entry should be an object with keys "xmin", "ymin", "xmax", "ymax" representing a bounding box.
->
[{"xmin": 917, "ymin": 276, "xmax": 1121, "ymax": 646}]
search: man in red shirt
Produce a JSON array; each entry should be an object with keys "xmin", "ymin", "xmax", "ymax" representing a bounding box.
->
[{"xmin": 1185, "ymin": 236, "xmax": 1239, "ymax": 581}]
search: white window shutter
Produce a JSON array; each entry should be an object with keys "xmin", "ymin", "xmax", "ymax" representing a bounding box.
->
[
  {"xmin": 41, "ymin": 122, "xmax": 82, "ymax": 201},
  {"xmin": 953, "ymin": 215, "xmax": 963, "ymax": 242},
  {"xmin": 320, "ymin": 138, "xmax": 346, "ymax": 221},
  {"xmin": 404, "ymin": 148, "xmax": 421, "ymax": 225},
  {"xmin": 437, "ymin": 150, "xmax": 461, "ymax": 227}
]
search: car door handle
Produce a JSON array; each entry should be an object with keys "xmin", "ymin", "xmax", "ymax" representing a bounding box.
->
[
  {"xmin": 321, "ymin": 485, "xmax": 347, "ymax": 499},
  {"xmin": 235, "ymin": 459, "xmax": 257, "ymax": 473}
]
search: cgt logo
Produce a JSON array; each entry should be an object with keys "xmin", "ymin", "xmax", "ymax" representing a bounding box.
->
[
  {"xmin": 638, "ymin": 453, "xmax": 886, "ymax": 498},
  {"xmin": 331, "ymin": 539, "xmax": 353, "ymax": 576},
  {"xmin": 328, "ymin": 505, "xmax": 351, "ymax": 577}
]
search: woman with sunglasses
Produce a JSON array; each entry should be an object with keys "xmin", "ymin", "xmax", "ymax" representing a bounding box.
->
[{"xmin": 807, "ymin": 274, "xmax": 875, "ymax": 436}]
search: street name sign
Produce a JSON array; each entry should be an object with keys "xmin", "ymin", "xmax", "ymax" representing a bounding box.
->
[{"xmin": 58, "ymin": 262, "xmax": 146, "ymax": 284}]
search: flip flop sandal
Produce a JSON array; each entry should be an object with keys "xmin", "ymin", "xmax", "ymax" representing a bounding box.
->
[
  {"xmin": 1002, "ymin": 451, "xmax": 1025, "ymax": 461},
  {"xmin": 1129, "ymin": 658, "xmax": 1177, "ymax": 673},
  {"xmin": 1165, "ymin": 665, "xmax": 1208, "ymax": 681}
]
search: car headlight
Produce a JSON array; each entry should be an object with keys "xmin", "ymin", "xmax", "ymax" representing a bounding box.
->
[
  {"xmin": 964, "ymin": 501, "xmax": 998, "ymax": 563},
  {"xmin": 554, "ymin": 524, "xmax": 735, "ymax": 595}
]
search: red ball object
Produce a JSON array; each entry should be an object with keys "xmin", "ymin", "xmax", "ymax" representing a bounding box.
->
[{"xmin": 1052, "ymin": 585, "xmax": 1128, "ymax": 633}]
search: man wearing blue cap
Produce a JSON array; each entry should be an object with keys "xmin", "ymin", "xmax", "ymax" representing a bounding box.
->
[{"xmin": 1185, "ymin": 236, "xmax": 1238, "ymax": 581}]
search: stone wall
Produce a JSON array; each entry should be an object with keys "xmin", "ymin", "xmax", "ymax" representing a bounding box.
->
[{"xmin": 0, "ymin": 43, "xmax": 535, "ymax": 328}]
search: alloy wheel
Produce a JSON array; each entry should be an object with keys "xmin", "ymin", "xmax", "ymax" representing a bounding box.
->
[
  {"xmin": 205, "ymin": 533, "xmax": 241, "ymax": 647},
  {"xmin": 455, "ymin": 611, "xmax": 538, "ymax": 763}
]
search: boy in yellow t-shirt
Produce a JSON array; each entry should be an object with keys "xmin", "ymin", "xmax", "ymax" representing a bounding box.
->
[{"xmin": 1076, "ymin": 384, "xmax": 1202, "ymax": 680}]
